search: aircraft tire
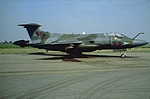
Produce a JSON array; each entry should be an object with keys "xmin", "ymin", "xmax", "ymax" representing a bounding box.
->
[{"xmin": 121, "ymin": 54, "xmax": 126, "ymax": 58}]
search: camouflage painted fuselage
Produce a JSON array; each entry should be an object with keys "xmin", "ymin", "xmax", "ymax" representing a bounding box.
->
[{"xmin": 14, "ymin": 23, "xmax": 148, "ymax": 55}]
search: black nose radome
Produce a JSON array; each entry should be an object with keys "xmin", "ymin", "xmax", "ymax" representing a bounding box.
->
[{"xmin": 132, "ymin": 39, "xmax": 149, "ymax": 47}]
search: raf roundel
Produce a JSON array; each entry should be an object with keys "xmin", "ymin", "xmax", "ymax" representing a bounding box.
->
[
  {"xmin": 114, "ymin": 41, "xmax": 121, "ymax": 47},
  {"xmin": 14, "ymin": 23, "xmax": 148, "ymax": 58}
]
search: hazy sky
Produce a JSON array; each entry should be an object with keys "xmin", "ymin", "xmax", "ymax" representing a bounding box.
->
[{"xmin": 0, "ymin": 0, "xmax": 150, "ymax": 42}]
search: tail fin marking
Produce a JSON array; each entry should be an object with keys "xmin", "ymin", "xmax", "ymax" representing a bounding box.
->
[{"xmin": 18, "ymin": 23, "xmax": 41, "ymax": 38}]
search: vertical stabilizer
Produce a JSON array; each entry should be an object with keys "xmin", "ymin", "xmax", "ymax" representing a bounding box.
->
[{"xmin": 18, "ymin": 23, "xmax": 42, "ymax": 43}]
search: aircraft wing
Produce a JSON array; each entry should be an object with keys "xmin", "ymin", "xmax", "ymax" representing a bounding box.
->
[
  {"xmin": 51, "ymin": 40, "xmax": 82, "ymax": 45},
  {"xmin": 13, "ymin": 39, "xmax": 83, "ymax": 51}
]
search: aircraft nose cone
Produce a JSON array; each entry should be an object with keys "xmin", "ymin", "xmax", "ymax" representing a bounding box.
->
[{"xmin": 132, "ymin": 39, "xmax": 149, "ymax": 47}]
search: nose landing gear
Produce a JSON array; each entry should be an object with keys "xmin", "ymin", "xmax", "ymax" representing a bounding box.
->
[{"xmin": 121, "ymin": 51, "xmax": 126, "ymax": 58}]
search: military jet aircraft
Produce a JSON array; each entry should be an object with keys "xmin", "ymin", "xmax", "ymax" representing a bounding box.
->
[{"xmin": 13, "ymin": 23, "xmax": 148, "ymax": 58}]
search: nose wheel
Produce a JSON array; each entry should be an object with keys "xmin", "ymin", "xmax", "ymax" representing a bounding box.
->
[{"xmin": 121, "ymin": 51, "xmax": 126, "ymax": 58}]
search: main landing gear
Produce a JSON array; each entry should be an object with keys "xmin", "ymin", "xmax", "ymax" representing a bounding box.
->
[
  {"xmin": 121, "ymin": 51, "xmax": 126, "ymax": 58},
  {"xmin": 69, "ymin": 51, "xmax": 83, "ymax": 57}
]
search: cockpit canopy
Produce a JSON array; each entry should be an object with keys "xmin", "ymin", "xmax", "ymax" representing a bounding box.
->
[{"xmin": 104, "ymin": 32, "xmax": 129, "ymax": 38}]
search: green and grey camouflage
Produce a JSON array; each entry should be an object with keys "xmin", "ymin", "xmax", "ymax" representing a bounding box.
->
[{"xmin": 14, "ymin": 23, "xmax": 148, "ymax": 58}]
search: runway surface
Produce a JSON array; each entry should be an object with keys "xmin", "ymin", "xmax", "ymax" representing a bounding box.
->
[{"xmin": 0, "ymin": 52, "xmax": 150, "ymax": 99}]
